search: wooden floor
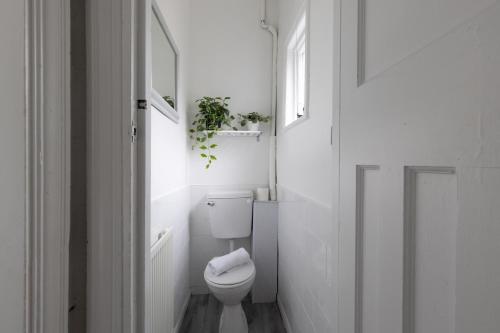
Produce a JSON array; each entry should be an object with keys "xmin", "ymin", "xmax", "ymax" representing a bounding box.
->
[{"xmin": 178, "ymin": 294, "xmax": 286, "ymax": 333}]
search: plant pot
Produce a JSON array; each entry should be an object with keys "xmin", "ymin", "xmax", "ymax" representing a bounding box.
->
[{"xmin": 247, "ymin": 122, "xmax": 260, "ymax": 131}]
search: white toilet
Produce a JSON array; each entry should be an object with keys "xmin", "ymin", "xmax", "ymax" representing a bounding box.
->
[{"xmin": 204, "ymin": 191, "xmax": 256, "ymax": 333}]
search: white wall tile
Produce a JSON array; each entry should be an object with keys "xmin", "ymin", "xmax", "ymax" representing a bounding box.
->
[{"xmin": 277, "ymin": 186, "xmax": 337, "ymax": 333}]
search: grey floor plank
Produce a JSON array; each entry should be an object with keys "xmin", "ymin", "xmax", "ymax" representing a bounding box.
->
[{"xmin": 178, "ymin": 294, "xmax": 286, "ymax": 333}]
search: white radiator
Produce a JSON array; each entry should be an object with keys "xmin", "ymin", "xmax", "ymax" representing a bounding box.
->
[{"xmin": 151, "ymin": 229, "xmax": 174, "ymax": 333}]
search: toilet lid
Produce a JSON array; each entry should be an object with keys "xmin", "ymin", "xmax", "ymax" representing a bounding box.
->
[{"xmin": 205, "ymin": 260, "xmax": 255, "ymax": 286}]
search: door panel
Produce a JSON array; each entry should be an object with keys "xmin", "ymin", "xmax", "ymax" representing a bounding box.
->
[
  {"xmin": 455, "ymin": 168, "xmax": 500, "ymax": 333},
  {"xmin": 403, "ymin": 168, "xmax": 458, "ymax": 333},
  {"xmin": 361, "ymin": 0, "xmax": 496, "ymax": 82},
  {"xmin": 339, "ymin": 1, "xmax": 500, "ymax": 333}
]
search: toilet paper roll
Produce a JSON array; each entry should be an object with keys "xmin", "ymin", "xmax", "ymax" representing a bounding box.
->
[{"xmin": 256, "ymin": 187, "xmax": 270, "ymax": 201}]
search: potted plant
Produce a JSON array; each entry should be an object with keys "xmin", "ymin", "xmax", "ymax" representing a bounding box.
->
[
  {"xmin": 237, "ymin": 112, "xmax": 271, "ymax": 131},
  {"xmin": 189, "ymin": 97, "xmax": 237, "ymax": 169}
]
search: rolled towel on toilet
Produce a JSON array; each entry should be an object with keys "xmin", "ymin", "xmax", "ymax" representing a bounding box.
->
[{"xmin": 208, "ymin": 248, "xmax": 250, "ymax": 276}]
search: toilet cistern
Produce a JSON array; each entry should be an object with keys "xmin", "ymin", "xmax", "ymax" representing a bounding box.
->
[{"xmin": 204, "ymin": 190, "xmax": 255, "ymax": 333}]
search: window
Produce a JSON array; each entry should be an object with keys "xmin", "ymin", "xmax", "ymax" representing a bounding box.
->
[{"xmin": 285, "ymin": 13, "xmax": 308, "ymax": 127}]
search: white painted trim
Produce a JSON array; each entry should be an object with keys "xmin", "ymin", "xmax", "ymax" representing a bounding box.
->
[
  {"xmin": 87, "ymin": 0, "xmax": 136, "ymax": 332},
  {"xmin": 282, "ymin": 0, "xmax": 311, "ymax": 131},
  {"xmin": 332, "ymin": 0, "xmax": 342, "ymax": 332},
  {"xmin": 151, "ymin": 0, "xmax": 180, "ymax": 123},
  {"xmin": 354, "ymin": 165, "xmax": 380, "ymax": 333},
  {"xmin": 136, "ymin": 0, "xmax": 152, "ymax": 332},
  {"xmin": 277, "ymin": 296, "xmax": 293, "ymax": 333},
  {"xmin": 25, "ymin": 0, "xmax": 71, "ymax": 332},
  {"xmin": 151, "ymin": 90, "xmax": 180, "ymax": 123},
  {"xmin": 173, "ymin": 293, "xmax": 191, "ymax": 333},
  {"xmin": 25, "ymin": 2, "xmax": 42, "ymax": 330},
  {"xmin": 150, "ymin": 184, "xmax": 190, "ymax": 203},
  {"xmin": 402, "ymin": 166, "xmax": 456, "ymax": 333},
  {"xmin": 356, "ymin": 0, "xmax": 366, "ymax": 87}
]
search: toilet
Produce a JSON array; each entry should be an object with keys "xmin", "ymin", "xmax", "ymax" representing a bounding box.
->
[{"xmin": 204, "ymin": 191, "xmax": 256, "ymax": 333}]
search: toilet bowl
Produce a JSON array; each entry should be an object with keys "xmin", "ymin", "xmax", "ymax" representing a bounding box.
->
[
  {"xmin": 204, "ymin": 191, "xmax": 255, "ymax": 332},
  {"xmin": 204, "ymin": 260, "xmax": 256, "ymax": 333}
]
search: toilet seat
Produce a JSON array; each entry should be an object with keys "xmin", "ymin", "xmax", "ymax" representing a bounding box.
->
[{"xmin": 205, "ymin": 260, "xmax": 255, "ymax": 287}]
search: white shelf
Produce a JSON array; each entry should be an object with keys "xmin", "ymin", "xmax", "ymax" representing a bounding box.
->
[{"xmin": 214, "ymin": 130, "xmax": 263, "ymax": 141}]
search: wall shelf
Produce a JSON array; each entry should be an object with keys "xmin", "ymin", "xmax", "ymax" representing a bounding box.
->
[{"xmin": 214, "ymin": 130, "xmax": 263, "ymax": 142}]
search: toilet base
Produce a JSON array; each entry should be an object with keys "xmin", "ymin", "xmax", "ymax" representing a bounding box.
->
[{"xmin": 219, "ymin": 303, "xmax": 248, "ymax": 333}]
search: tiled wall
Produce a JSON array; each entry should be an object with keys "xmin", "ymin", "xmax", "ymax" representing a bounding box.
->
[
  {"xmin": 277, "ymin": 185, "xmax": 338, "ymax": 333},
  {"xmin": 189, "ymin": 185, "xmax": 263, "ymax": 294},
  {"xmin": 151, "ymin": 186, "xmax": 191, "ymax": 327}
]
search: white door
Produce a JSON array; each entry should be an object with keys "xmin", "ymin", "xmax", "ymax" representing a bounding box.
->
[
  {"xmin": 136, "ymin": 0, "xmax": 152, "ymax": 332},
  {"xmin": 339, "ymin": 1, "xmax": 500, "ymax": 333}
]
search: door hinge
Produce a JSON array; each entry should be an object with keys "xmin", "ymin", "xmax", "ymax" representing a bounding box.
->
[{"xmin": 131, "ymin": 122, "xmax": 138, "ymax": 143}]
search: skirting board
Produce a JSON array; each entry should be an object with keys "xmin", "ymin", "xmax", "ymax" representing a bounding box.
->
[
  {"xmin": 277, "ymin": 296, "xmax": 293, "ymax": 333},
  {"xmin": 174, "ymin": 293, "xmax": 191, "ymax": 333}
]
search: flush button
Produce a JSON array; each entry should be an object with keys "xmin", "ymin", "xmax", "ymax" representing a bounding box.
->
[{"xmin": 207, "ymin": 201, "xmax": 215, "ymax": 207}]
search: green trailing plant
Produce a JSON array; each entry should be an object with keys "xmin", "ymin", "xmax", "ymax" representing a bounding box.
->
[
  {"xmin": 237, "ymin": 112, "xmax": 271, "ymax": 127},
  {"xmin": 190, "ymin": 97, "xmax": 237, "ymax": 169}
]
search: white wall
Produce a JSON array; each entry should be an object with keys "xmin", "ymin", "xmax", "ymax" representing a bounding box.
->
[
  {"xmin": 188, "ymin": 0, "xmax": 276, "ymax": 185},
  {"xmin": 151, "ymin": 0, "xmax": 192, "ymax": 326},
  {"xmin": 187, "ymin": 0, "xmax": 277, "ymax": 293},
  {"xmin": 276, "ymin": 0, "xmax": 338, "ymax": 332},
  {"xmin": 277, "ymin": 0, "xmax": 334, "ymax": 207},
  {"xmin": 0, "ymin": 1, "xmax": 26, "ymax": 331}
]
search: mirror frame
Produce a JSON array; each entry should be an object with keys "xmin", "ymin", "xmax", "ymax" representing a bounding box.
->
[{"xmin": 151, "ymin": 0, "xmax": 180, "ymax": 123}]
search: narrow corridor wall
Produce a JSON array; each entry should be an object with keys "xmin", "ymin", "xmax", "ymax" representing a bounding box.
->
[
  {"xmin": 152, "ymin": 0, "xmax": 192, "ymax": 327},
  {"xmin": 276, "ymin": 0, "xmax": 338, "ymax": 331}
]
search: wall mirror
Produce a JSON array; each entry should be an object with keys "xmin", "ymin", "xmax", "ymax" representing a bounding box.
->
[{"xmin": 151, "ymin": 1, "xmax": 179, "ymax": 122}]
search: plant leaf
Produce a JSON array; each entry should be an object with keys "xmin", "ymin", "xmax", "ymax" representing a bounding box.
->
[
  {"xmin": 200, "ymin": 153, "xmax": 207, "ymax": 158},
  {"xmin": 210, "ymin": 155, "xmax": 217, "ymax": 160},
  {"xmin": 209, "ymin": 144, "xmax": 218, "ymax": 148},
  {"xmin": 200, "ymin": 145, "xmax": 207, "ymax": 150}
]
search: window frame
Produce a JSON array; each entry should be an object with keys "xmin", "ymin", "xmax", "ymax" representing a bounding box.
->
[{"xmin": 283, "ymin": 6, "xmax": 310, "ymax": 130}]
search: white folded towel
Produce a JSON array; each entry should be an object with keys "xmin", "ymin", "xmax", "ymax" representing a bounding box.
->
[{"xmin": 208, "ymin": 248, "xmax": 250, "ymax": 276}]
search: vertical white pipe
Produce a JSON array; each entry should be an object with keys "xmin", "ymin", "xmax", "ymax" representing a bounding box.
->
[
  {"xmin": 260, "ymin": 0, "xmax": 278, "ymax": 201},
  {"xmin": 260, "ymin": 0, "xmax": 266, "ymax": 22}
]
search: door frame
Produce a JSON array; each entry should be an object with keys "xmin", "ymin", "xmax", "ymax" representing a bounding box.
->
[
  {"xmin": 25, "ymin": 0, "xmax": 71, "ymax": 331},
  {"xmin": 87, "ymin": 0, "xmax": 140, "ymax": 332}
]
